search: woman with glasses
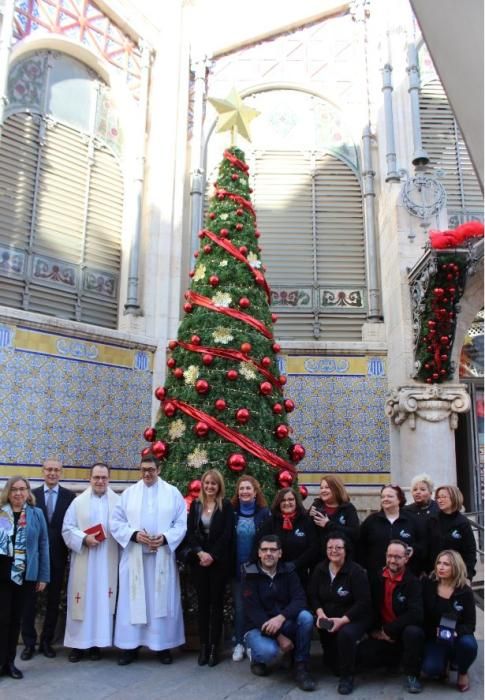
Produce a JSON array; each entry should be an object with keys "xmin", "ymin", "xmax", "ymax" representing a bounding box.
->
[
  {"xmin": 0, "ymin": 476, "xmax": 49, "ymax": 679},
  {"xmin": 185, "ymin": 469, "xmax": 233, "ymax": 667},
  {"xmin": 422, "ymin": 550, "xmax": 477, "ymax": 692},
  {"xmin": 254, "ymin": 487, "xmax": 318, "ymax": 588},
  {"xmin": 359, "ymin": 484, "xmax": 424, "ymax": 578},
  {"xmin": 309, "ymin": 534, "xmax": 371, "ymax": 695},
  {"xmin": 428, "ymin": 486, "xmax": 476, "ymax": 582}
]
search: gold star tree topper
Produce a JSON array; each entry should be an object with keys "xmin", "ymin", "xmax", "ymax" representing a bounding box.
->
[{"xmin": 208, "ymin": 87, "xmax": 260, "ymax": 143}]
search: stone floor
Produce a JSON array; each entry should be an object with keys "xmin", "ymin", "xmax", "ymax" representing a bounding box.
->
[{"xmin": 2, "ymin": 622, "xmax": 483, "ymax": 700}]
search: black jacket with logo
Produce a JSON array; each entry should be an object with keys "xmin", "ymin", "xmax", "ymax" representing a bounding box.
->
[
  {"xmin": 427, "ymin": 511, "xmax": 476, "ymax": 580},
  {"xmin": 359, "ymin": 509, "xmax": 424, "ymax": 576},
  {"xmin": 422, "ymin": 578, "xmax": 476, "ymax": 638},
  {"xmin": 369, "ymin": 567, "xmax": 423, "ymax": 641},
  {"xmin": 308, "ymin": 558, "xmax": 371, "ymax": 623}
]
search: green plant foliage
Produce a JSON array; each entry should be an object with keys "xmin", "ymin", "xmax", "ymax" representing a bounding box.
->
[{"xmin": 149, "ymin": 147, "xmax": 303, "ymax": 502}]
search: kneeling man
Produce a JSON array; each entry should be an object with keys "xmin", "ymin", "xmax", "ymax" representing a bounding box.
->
[
  {"xmin": 242, "ymin": 534, "xmax": 315, "ymax": 692},
  {"xmin": 62, "ymin": 462, "xmax": 120, "ymax": 661}
]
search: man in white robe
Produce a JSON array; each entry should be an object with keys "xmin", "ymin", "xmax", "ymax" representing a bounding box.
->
[
  {"xmin": 110, "ymin": 455, "xmax": 187, "ymax": 665},
  {"xmin": 62, "ymin": 462, "xmax": 120, "ymax": 661}
]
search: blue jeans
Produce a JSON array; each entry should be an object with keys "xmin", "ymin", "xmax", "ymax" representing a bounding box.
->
[
  {"xmin": 422, "ymin": 635, "xmax": 478, "ymax": 676},
  {"xmin": 231, "ymin": 579, "xmax": 245, "ymax": 645},
  {"xmin": 244, "ymin": 610, "xmax": 314, "ymax": 665}
]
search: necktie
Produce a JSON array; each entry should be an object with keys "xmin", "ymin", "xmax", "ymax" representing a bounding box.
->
[{"xmin": 46, "ymin": 488, "xmax": 55, "ymax": 522}]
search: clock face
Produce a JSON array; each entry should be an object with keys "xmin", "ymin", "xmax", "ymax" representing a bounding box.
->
[{"xmin": 401, "ymin": 175, "xmax": 446, "ymax": 219}]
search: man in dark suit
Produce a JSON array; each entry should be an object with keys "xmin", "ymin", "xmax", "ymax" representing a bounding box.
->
[{"xmin": 21, "ymin": 458, "xmax": 75, "ymax": 659}]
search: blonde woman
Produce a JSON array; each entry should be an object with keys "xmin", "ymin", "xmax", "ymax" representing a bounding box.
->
[
  {"xmin": 422, "ymin": 550, "xmax": 477, "ymax": 692},
  {"xmin": 404, "ymin": 473, "xmax": 440, "ymax": 519},
  {"xmin": 185, "ymin": 469, "xmax": 233, "ymax": 667},
  {"xmin": 0, "ymin": 477, "xmax": 49, "ymax": 679}
]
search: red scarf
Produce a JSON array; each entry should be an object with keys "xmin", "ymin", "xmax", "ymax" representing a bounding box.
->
[{"xmin": 281, "ymin": 511, "xmax": 297, "ymax": 531}]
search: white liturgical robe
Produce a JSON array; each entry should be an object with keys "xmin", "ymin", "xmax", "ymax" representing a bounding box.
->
[
  {"xmin": 62, "ymin": 487, "xmax": 120, "ymax": 649},
  {"xmin": 110, "ymin": 477, "xmax": 187, "ymax": 651}
]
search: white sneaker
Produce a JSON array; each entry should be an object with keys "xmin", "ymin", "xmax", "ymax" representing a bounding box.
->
[{"xmin": 232, "ymin": 643, "xmax": 245, "ymax": 662}]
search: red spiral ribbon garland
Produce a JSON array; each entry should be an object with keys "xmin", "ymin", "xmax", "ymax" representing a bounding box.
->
[
  {"xmin": 202, "ymin": 229, "xmax": 271, "ymax": 301},
  {"xmin": 223, "ymin": 149, "xmax": 249, "ymax": 173},
  {"xmin": 214, "ymin": 188, "xmax": 256, "ymax": 217},
  {"xmin": 187, "ymin": 291, "xmax": 273, "ymax": 339},
  {"xmin": 174, "ymin": 340, "xmax": 282, "ymax": 391},
  {"xmin": 168, "ymin": 397, "xmax": 297, "ymax": 475}
]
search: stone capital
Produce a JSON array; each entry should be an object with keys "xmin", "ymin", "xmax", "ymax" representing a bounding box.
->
[{"xmin": 385, "ymin": 384, "xmax": 471, "ymax": 430}]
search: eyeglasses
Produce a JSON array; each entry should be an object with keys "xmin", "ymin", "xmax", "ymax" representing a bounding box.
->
[
  {"xmin": 259, "ymin": 547, "xmax": 280, "ymax": 553},
  {"xmin": 11, "ymin": 487, "xmax": 28, "ymax": 493},
  {"xmin": 326, "ymin": 546, "xmax": 345, "ymax": 551},
  {"xmin": 141, "ymin": 467, "xmax": 157, "ymax": 474},
  {"xmin": 92, "ymin": 476, "xmax": 108, "ymax": 481},
  {"xmin": 387, "ymin": 554, "xmax": 406, "ymax": 560}
]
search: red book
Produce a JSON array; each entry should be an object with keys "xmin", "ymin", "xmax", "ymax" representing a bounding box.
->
[{"xmin": 84, "ymin": 523, "xmax": 106, "ymax": 542}]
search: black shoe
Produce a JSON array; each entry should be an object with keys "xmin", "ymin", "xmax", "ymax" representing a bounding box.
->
[
  {"xmin": 158, "ymin": 649, "xmax": 173, "ymax": 665},
  {"xmin": 4, "ymin": 663, "xmax": 23, "ymax": 679},
  {"xmin": 20, "ymin": 646, "xmax": 35, "ymax": 661},
  {"xmin": 118, "ymin": 650, "xmax": 137, "ymax": 666},
  {"xmin": 295, "ymin": 662, "xmax": 316, "ymax": 692},
  {"xmin": 338, "ymin": 675, "xmax": 354, "ymax": 695},
  {"xmin": 68, "ymin": 648, "xmax": 84, "ymax": 663},
  {"xmin": 405, "ymin": 675, "xmax": 423, "ymax": 694},
  {"xmin": 40, "ymin": 642, "xmax": 56, "ymax": 658},
  {"xmin": 207, "ymin": 645, "xmax": 218, "ymax": 667},
  {"xmin": 198, "ymin": 644, "xmax": 209, "ymax": 666},
  {"xmin": 89, "ymin": 647, "xmax": 101, "ymax": 661},
  {"xmin": 250, "ymin": 662, "xmax": 268, "ymax": 677}
]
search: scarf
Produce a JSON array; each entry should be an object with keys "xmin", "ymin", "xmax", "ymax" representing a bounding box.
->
[
  {"xmin": 281, "ymin": 510, "xmax": 297, "ymax": 531},
  {"xmin": 0, "ymin": 504, "xmax": 27, "ymax": 585},
  {"xmin": 239, "ymin": 500, "xmax": 256, "ymax": 516}
]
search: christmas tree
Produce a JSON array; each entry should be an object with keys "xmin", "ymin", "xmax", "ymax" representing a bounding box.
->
[{"xmin": 143, "ymin": 92, "xmax": 305, "ymax": 503}]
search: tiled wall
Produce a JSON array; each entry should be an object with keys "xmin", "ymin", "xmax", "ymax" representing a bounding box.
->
[{"xmin": 0, "ymin": 323, "xmax": 154, "ymax": 483}]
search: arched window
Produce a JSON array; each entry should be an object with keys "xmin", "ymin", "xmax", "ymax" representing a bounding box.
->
[
  {"xmin": 206, "ymin": 89, "xmax": 367, "ymax": 341},
  {"xmin": 0, "ymin": 50, "xmax": 123, "ymax": 328}
]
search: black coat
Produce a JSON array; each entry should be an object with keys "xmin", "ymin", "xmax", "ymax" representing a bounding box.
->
[
  {"xmin": 427, "ymin": 511, "xmax": 477, "ymax": 580},
  {"xmin": 422, "ymin": 578, "xmax": 476, "ymax": 638},
  {"xmin": 369, "ymin": 567, "xmax": 423, "ymax": 641},
  {"xmin": 186, "ymin": 498, "xmax": 234, "ymax": 573},
  {"xmin": 309, "ymin": 498, "xmax": 360, "ymax": 551},
  {"xmin": 242, "ymin": 561, "xmax": 308, "ymax": 633},
  {"xmin": 254, "ymin": 511, "xmax": 318, "ymax": 585},
  {"xmin": 359, "ymin": 509, "xmax": 425, "ymax": 575},
  {"xmin": 403, "ymin": 499, "xmax": 440, "ymax": 519},
  {"xmin": 308, "ymin": 558, "xmax": 371, "ymax": 623},
  {"xmin": 32, "ymin": 484, "xmax": 75, "ymax": 571}
]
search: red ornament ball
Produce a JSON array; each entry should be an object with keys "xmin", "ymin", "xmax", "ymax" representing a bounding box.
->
[
  {"xmin": 236, "ymin": 208, "xmax": 244, "ymax": 216},
  {"xmin": 284, "ymin": 399, "xmax": 295, "ymax": 413},
  {"xmin": 260, "ymin": 381, "xmax": 272, "ymax": 395},
  {"xmin": 239, "ymin": 297, "xmax": 250, "ymax": 309},
  {"xmin": 202, "ymin": 353, "xmax": 213, "ymax": 366},
  {"xmin": 240, "ymin": 342, "xmax": 252, "ymax": 354},
  {"xmin": 273, "ymin": 403, "xmax": 283, "ymax": 415},
  {"xmin": 174, "ymin": 367, "xmax": 184, "ymax": 379},
  {"xmin": 428, "ymin": 320, "xmax": 436, "ymax": 327},
  {"xmin": 164, "ymin": 402, "xmax": 176, "ymax": 417},
  {"xmin": 279, "ymin": 375, "xmax": 287, "ymax": 386},
  {"xmin": 189, "ymin": 270, "xmax": 194, "ymax": 277},
  {"xmin": 209, "ymin": 212, "xmax": 216, "ymax": 220},
  {"xmin": 214, "ymin": 398, "xmax": 227, "ymax": 411},
  {"xmin": 271, "ymin": 313, "xmax": 278, "ymax": 323},
  {"xmin": 195, "ymin": 421, "xmax": 209, "ymax": 438},
  {"xmin": 277, "ymin": 470, "xmax": 294, "ymax": 488},
  {"xmin": 235, "ymin": 408, "xmax": 250, "ymax": 424},
  {"xmin": 154, "ymin": 386, "xmax": 166, "ymax": 401},
  {"xmin": 141, "ymin": 446, "xmax": 152, "ymax": 458},
  {"xmin": 219, "ymin": 228, "xmax": 229, "ymax": 238},
  {"xmin": 143, "ymin": 427, "xmax": 156, "ymax": 442},
  {"xmin": 227, "ymin": 369, "xmax": 238, "ymax": 381},
  {"xmin": 187, "ymin": 479, "xmax": 201, "ymax": 498},
  {"xmin": 217, "ymin": 193, "xmax": 224, "ymax": 200},
  {"xmin": 184, "ymin": 302, "xmax": 193, "ymax": 313},
  {"xmin": 195, "ymin": 379, "xmax": 210, "ymax": 394},
  {"xmin": 440, "ymin": 354, "xmax": 448, "ymax": 361},
  {"xmin": 231, "ymin": 173, "xmax": 239, "ymax": 181},
  {"xmin": 227, "ymin": 453, "xmax": 247, "ymax": 473},
  {"xmin": 275, "ymin": 424, "xmax": 289, "ymax": 439},
  {"xmin": 440, "ymin": 336, "xmax": 449, "ymax": 344},
  {"xmin": 299, "ymin": 484, "xmax": 309, "ymax": 500},
  {"xmin": 289, "ymin": 444, "xmax": 306, "ymax": 463},
  {"xmin": 254, "ymin": 272, "xmax": 265, "ymax": 286},
  {"xmin": 261, "ymin": 356, "xmax": 271, "ymax": 368},
  {"xmin": 239, "ymin": 246, "xmax": 248, "ymax": 255},
  {"xmin": 203, "ymin": 244, "xmax": 212, "ymax": 254},
  {"xmin": 168, "ymin": 340, "xmax": 177, "ymax": 350},
  {"xmin": 272, "ymin": 343, "xmax": 281, "ymax": 353},
  {"xmin": 167, "ymin": 357, "xmax": 176, "ymax": 369},
  {"xmin": 235, "ymin": 223, "xmax": 243, "ymax": 231},
  {"xmin": 432, "ymin": 372, "xmax": 439, "ymax": 380},
  {"xmin": 194, "ymin": 251, "xmax": 199, "ymax": 258},
  {"xmin": 191, "ymin": 335, "xmax": 201, "ymax": 345},
  {"xmin": 209, "ymin": 275, "xmax": 219, "ymax": 287},
  {"xmin": 255, "ymin": 230, "xmax": 261, "ymax": 238},
  {"xmin": 152, "ymin": 440, "xmax": 168, "ymax": 459}
]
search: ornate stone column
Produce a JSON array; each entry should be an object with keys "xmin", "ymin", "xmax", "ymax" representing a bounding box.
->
[{"xmin": 385, "ymin": 384, "xmax": 471, "ymax": 486}]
